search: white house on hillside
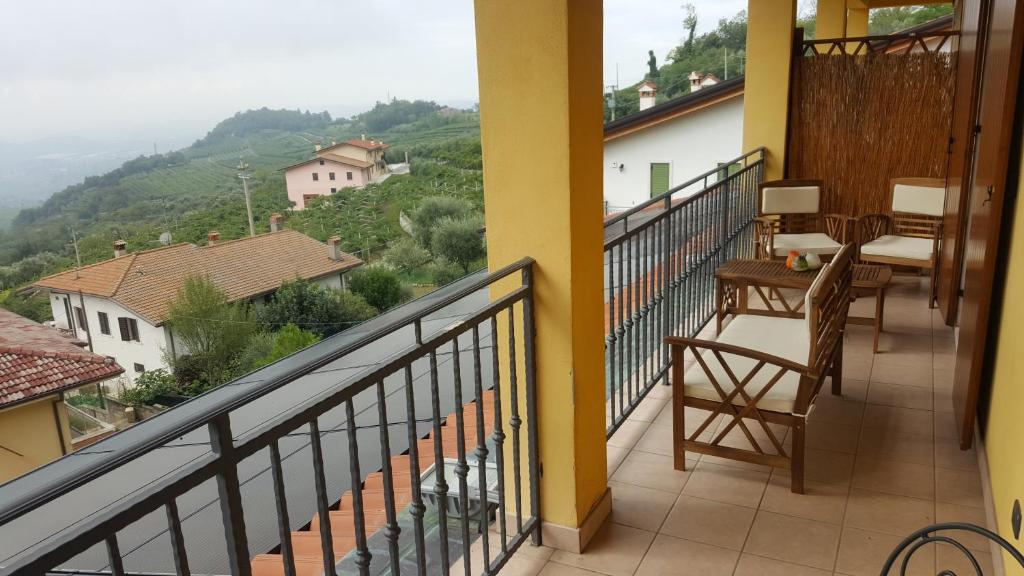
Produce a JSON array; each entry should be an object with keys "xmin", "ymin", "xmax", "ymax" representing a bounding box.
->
[
  {"xmin": 29, "ymin": 222, "xmax": 362, "ymax": 385},
  {"xmin": 603, "ymin": 76, "xmax": 744, "ymax": 212}
]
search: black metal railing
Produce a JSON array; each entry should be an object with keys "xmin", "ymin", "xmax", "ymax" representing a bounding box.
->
[
  {"xmin": 603, "ymin": 149, "xmax": 765, "ymax": 437},
  {"xmin": 0, "ymin": 259, "xmax": 539, "ymax": 576}
]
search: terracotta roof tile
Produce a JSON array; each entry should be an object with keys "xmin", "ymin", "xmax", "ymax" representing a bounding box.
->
[
  {"xmin": 342, "ymin": 139, "xmax": 389, "ymax": 150},
  {"xmin": 0, "ymin": 309, "xmax": 124, "ymax": 408},
  {"xmin": 31, "ymin": 230, "xmax": 362, "ymax": 325}
]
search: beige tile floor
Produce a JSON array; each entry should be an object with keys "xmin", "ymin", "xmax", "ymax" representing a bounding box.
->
[{"xmin": 490, "ymin": 274, "xmax": 995, "ymax": 576}]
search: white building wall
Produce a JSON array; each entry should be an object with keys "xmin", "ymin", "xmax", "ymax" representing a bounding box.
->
[
  {"xmin": 603, "ymin": 95, "xmax": 744, "ymax": 212},
  {"xmin": 49, "ymin": 293, "xmax": 172, "ymax": 385}
]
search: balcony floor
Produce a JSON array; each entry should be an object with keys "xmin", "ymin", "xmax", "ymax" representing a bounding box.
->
[{"xmin": 494, "ymin": 273, "xmax": 994, "ymax": 576}]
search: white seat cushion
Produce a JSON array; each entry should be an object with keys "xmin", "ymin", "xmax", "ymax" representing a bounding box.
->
[
  {"xmin": 772, "ymin": 233, "xmax": 842, "ymax": 257},
  {"xmin": 860, "ymin": 235, "xmax": 934, "ymax": 262},
  {"xmin": 683, "ymin": 315, "xmax": 809, "ymax": 414}
]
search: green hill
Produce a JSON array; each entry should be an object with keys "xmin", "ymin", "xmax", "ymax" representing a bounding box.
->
[{"xmin": 0, "ymin": 103, "xmax": 482, "ymax": 285}]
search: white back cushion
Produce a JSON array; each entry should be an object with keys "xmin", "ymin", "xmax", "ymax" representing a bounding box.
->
[
  {"xmin": 804, "ymin": 263, "xmax": 830, "ymax": 341},
  {"xmin": 762, "ymin": 186, "xmax": 820, "ymax": 214},
  {"xmin": 892, "ymin": 183, "xmax": 945, "ymax": 217}
]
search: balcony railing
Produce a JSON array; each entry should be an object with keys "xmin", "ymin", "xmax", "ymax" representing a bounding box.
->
[
  {"xmin": 0, "ymin": 259, "xmax": 538, "ymax": 576},
  {"xmin": 603, "ymin": 148, "xmax": 766, "ymax": 437}
]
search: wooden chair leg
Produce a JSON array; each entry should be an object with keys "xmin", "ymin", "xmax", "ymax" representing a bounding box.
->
[
  {"xmin": 929, "ymin": 266, "xmax": 938, "ymax": 309},
  {"xmin": 831, "ymin": 345, "xmax": 843, "ymax": 396},
  {"xmin": 671, "ymin": 347, "xmax": 687, "ymax": 471},
  {"xmin": 790, "ymin": 418, "xmax": 806, "ymax": 494}
]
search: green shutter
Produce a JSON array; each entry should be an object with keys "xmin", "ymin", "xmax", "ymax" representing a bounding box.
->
[{"xmin": 650, "ymin": 163, "xmax": 670, "ymax": 197}]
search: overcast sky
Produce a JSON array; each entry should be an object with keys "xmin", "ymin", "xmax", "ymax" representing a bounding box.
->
[{"xmin": 0, "ymin": 0, "xmax": 748, "ymax": 146}]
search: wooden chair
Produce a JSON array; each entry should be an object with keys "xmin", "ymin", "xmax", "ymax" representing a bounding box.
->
[
  {"xmin": 754, "ymin": 179, "xmax": 849, "ymax": 261},
  {"xmin": 857, "ymin": 177, "xmax": 945, "ymax": 307},
  {"xmin": 666, "ymin": 244, "xmax": 854, "ymax": 494}
]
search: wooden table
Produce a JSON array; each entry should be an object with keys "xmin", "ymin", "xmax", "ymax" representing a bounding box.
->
[{"xmin": 715, "ymin": 259, "xmax": 893, "ymax": 352}]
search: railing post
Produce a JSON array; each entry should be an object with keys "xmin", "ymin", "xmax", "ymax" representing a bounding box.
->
[
  {"xmin": 521, "ymin": 263, "xmax": 541, "ymax": 545},
  {"xmin": 208, "ymin": 414, "xmax": 251, "ymax": 576},
  {"xmin": 662, "ymin": 196, "xmax": 672, "ymax": 382}
]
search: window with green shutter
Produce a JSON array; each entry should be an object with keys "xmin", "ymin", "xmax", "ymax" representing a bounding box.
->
[{"xmin": 650, "ymin": 163, "xmax": 670, "ymax": 197}]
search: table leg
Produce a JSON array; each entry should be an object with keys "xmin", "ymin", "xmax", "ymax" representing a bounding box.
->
[
  {"xmin": 874, "ymin": 287, "xmax": 885, "ymax": 354},
  {"xmin": 716, "ymin": 279, "xmax": 723, "ymax": 334}
]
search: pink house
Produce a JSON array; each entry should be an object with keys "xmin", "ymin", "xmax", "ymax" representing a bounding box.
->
[{"xmin": 284, "ymin": 139, "xmax": 390, "ymax": 210}]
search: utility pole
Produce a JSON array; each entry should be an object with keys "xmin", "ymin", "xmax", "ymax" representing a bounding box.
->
[
  {"xmin": 70, "ymin": 228, "xmax": 82, "ymax": 279},
  {"xmin": 237, "ymin": 160, "xmax": 255, "ymax": 238},
  {"xmin": 724, "ymin": 48, "xmax": 729, "ymax": 79}
]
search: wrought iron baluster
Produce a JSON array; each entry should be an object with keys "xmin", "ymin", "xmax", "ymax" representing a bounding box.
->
[
  {"xmin": 606, "ymin": 246, "xmax": 616, "ymax": 428},
  {"xmin": 616, "ymin": 242, "xmax": 625, "ymax": 426},
  {"xmin": 490, "ymin": 315, "xmax": 508, "ymax": 552},
  {"xmin": 208, "ymin": 415, "xmax": 251, "ymax": 576},
  {"xmin": 106, "ymin": 534, "xmax": 125, "ymax": 576},
  {"xmin": 522, "ymin": 264, "xmax": 541, "ymax": 545},
  {"xmin": 403, "ymin": 365, "xmax": 428, "ymax": 575},
  {"xmin": 375, "ymin": 380, "xmax": 402, "ymax": 573},
  {"xmin": 344, "ymin": 400, "xmax": 372, "ymax": 576},
  {"xmin": 428, "ymin": 348, "xmax": 451, "ymax": 573},
  {"xmin": 470, "ymin": 325, "xmax": 492, "ymax": 570},
  {"xmin": 309, "ymin": 418, "xmax": 337, "ymax": 576},
  {"xmin": 268, "ymin": 440, "xmax": 296, "ymax": 576},
  {"xmin": 507, "ymin": 304, "xmax": 524, "ymax": 535},
  {"xmin": 450, "ymin": 336, "xmax": 473, "ymax": 576}
]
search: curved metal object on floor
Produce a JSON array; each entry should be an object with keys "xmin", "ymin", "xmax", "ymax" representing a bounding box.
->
[{"xmin": 881, "ymin": 522, "xmax": 1024, "ymax": 575}]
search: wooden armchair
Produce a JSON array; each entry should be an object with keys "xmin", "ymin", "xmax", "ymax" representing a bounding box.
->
[
  {"xmin": 857, "ymin": 177, "xmax": 945, "ymax": 307},
  {"xmin": 666, "ymin": 244, "xmax": 854, "ymax": 494},
  {"xmin": 754, "ymin": 179, "xmax": 849, "ymax": 261}
]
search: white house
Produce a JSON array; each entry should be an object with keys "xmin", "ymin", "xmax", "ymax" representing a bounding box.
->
[
  {"xmin": 603, "ymin": 76, "xmax": 744, "ymax": 212},
  {"xmin": 284, "ymin": 138, "xmax": 390, "ymax": 210},
  {"xmin": 30, "ymin": 222, "xmax": 362, "ymax": 385}
]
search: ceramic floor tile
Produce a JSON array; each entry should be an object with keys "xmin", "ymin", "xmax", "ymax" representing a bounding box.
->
[
  {"xmin": 935, "ymin": 466, "xmax": 984, "ymax": 508},
  {"xmin": 772, "ymin": 448, "xmax": 856, "ymax": 486},
  {"xmin": 934, "ymin": 436, "xmax": 978, "ymax": 471},
  {"xmin": 934, "ymin": 411, "xmax": 959, "ymax": 440},
  {"xmin": 681, "ymin": 461, "xmax": 770, "ymax": 508},
  {"xmin": 866, "ymin": 382, "xmax": 933, "ymax": 411},
  {"xmin": 936, "ymin": 544, "xmax": 994, "ymax": 574},
  {"xmin": 857, "ymin": 427, "xmax": 934, "ymax": 466},
  {"xmin": 862, "ymin": 405, "xmax": 933, "ymax": 437},
  {"xmin": 634, "ymin": 534, "xmax": 739, "ymax": 576},
  {"xmin": 759, "ymin": 473, "xmax": 848, "ymax": 525},
  {"xmin": 549, "ymin": 522, "xmax": 655, "ymax": 576},
  {"xmin": 843, "ymin": 488, "xmax": 934, "ymax": 536},
  {"xmin": 606, "ymin": 445, "xmax": 629, "ymax": 479},
  {"xmin": 606, "ymin": 418, "xmax": 649, "ymax": 450},
  {"xmin": 835, "ymin": 527, "xmax": 935, "ymax": 576},
  {"xmin": 659, "ymin": 494, "xmax": 756, "ymax": 550},
  {"xmin": 934, "ymin": 502, "xmax": 992, "ymax": 552},
  {"xmin": 743, "ymin": 511, "xmax": 841, "ymax": 570},
  {"xmin": 607, "ymin": 480, "xmax": 676, "ymax": 533},
  {"xmin": 869, "ymin": 359, "xmax": 933, "ymax": 388},
  {"xmin": 610, "ymin": 450, "xmax": 692, "ymax": 494},
  {"xmin": 733, "ymin": 553, "xmax": 832, "ymax": 576},
  {"xmin": 808, "ymin": 393, "xmax": 865, "ymax": 427},
  {"xmin": 852, "ymin": 457, "xmax": 935, "ymax": 500},
  {"xmin": 538, "ymin": 563, "xmax": 607, "ymax": 576}
]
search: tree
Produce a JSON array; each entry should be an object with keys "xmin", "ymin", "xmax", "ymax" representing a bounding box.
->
[
  {"xmin": 334, "ymin": 290, "xmax": 378, "ymax": 326},
  {"xmin": 682, "ymin": 3, "xmax": 698, "ymax": 51},
  {"xmin": 430, "ymin": 216, "xmax": 486, "ymax": 273},
  {"xmin": 428, "ymin": 259, "xmax": 465, "ymax": 286},
  {"xmin": 258, "ymin": 278, "xmax": 372, "ymax": 338},
  {"xmin": 167, "ymin": 276, "xmax": 256, "ymax": 386},
  {"xmin": 118, "ymin": 369, "xmax": 180, "ymax": 407},
  {"xmin": 868, "ymin": 5, "xmax": 954, "ymax": 35},
  {"xmin": 253, "ymin": 324, "xmax": 321, "ymax": 368},
  {"xmin": 349, "ymin": 266, "xmax": 413, "ymax": 312},
  {"xmin": 383, "ymin": 237, "xmax": 432, "ymax": 273},
  {"xmin": 0, "ymin": 290, "xmax": 51, "ymax": 323},
  {"xmin": 410, "ymin": 196, "xmax": 472, "ymax": 249}
]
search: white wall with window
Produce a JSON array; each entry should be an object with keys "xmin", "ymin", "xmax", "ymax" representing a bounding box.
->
[{"xmin": 603, "ymin": 95, "xmax": 744, "ymax": 212}]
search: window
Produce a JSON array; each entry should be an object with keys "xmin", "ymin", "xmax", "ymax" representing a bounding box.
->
[
  {"xmin": 74, "ymin": 307, "xmax": 88, "ymax": 332},
  {"xmin": 312, "ymin": 172, "xmax": 319, "ymax": 181},
  {"xmin": 346, "ymin": 172, "xmax": 353, "ymax": 180},
  {"xmin": 319, "ymin": 159, "xmax": 325, "ymax": 166},
  {"xmin": 329, "ymin": 172, "xmax": 336, "ymax": 181},
  {"xmin": 118, "ymin": 317, "xmax": 140, "ymax": 342},
  {"xmin": 134, "ymin": 363, "xmax": 145, "ymax": 373},
  {"xmin": 650, "ymin": 163, "xmax": 670, "ymax": 197},
  {"xmin": 330, "ymin": 187, "xmax": 337, "ymax": 194},
  {"xmin": 98, "ymin": 311, "xmax": 110, "ymax": 335}
]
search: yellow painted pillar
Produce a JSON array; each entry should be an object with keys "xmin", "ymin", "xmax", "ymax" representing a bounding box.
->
[
  {"xmin": 743, "ymin": 0, "xmax": 798, "ymax": 180},
  {"xmin": 816, "ymin": 0, "xmax": 848, "ymax": 40},
  {"xmin": 847, "ymin": 5, "xmax": 869, "ymax": 37},
  {"xmin": 474, "ymin": 0, "xmax": 609, "ymax": 553}
]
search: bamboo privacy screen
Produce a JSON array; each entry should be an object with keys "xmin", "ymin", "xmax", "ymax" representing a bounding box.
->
[{"xmin": 786, "ymin": 37, "xmax": 956, "ymax": 216}]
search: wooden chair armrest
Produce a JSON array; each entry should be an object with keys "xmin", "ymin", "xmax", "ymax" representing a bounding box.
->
[
  {"xmin": 665, "ymin": 336, "xmax": 812, "ymax": 376},
  {"xmin": 856, "ymin": 213, "xmax": 890, "ymax": 246},
  {"xmin": 821, "ymin": 213, "xmax": 851, "ymax": 243}
]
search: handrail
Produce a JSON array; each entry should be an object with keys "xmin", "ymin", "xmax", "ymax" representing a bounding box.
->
[
  {"xmin": 603, "ymin": 147, "xmax": 765, "ymax": 229},
  {"xmin": 0, "ymin": 257, "xmax": 535, "ymax": 528}
]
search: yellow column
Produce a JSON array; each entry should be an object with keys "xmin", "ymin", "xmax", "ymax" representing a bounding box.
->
[
  {"xmin": 474, "ymin": 0, "xmax": 609, "ymax": 553},
  {"xmin": 846, "ymin": 5, "xmax": 869, "ymax": 37},
  {"xmin": 743, "ymin": 0, "xmax": 798, "ymax": 180},
  {"xmin": 816, "ymin": 0, "xmax": 848, "ymax": 40}
]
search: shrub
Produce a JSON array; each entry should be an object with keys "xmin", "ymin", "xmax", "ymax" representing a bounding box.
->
[
  {"xmin": 334, "ymin": 290, "xmax": 378, "ymax": 327},
  {"xmin": 410, "ymin": 196, "xmax": 472, "ymax": 249},
  {"xmin": 430, "ymin": 216, "xmax": 486, "ymax": 272},
  {"xmin": 119, "ymin": 369, "xmax": 180, "ymax": 407},
  {"xmin": 383, "ymin": 237, "xmax": 431, "ymax": 273},
  {"xmin": 348, "ymin": 266, "xmax": 413, "ymax": 312},
  {"xmin": 427, "ymin": 259, "xmax": 465, "ymax": 286},
  {"xmin": 254, "ymin": 324, "xmax": 321, "ymax": 368},
  {"xmin": 259, "ymin": 278, "xmax": 376, "ymax": 338}
]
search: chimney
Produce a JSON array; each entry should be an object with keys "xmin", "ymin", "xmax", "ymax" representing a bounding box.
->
[
  {"xmin": 638, "ymin": 81, "xmax": 657, "ymax": 111},
  {"xmin": 314, "ymin": 141, "xmax": 322, "ymax": 152},
  {"xmin": 113, "ymin": 240, "xmax": 127, "ymax": 258},
  {"xmin": 331, "ymin": 138, "xmax": 337, "ymax": 146},
  {"xmin": 689, "ymin": 71, "xmax": 703, "ymax": 93},
  {"xmin": 327, "ymin": 236, "xmax": 342, "ymax": 260},
  {"xmin": 208, "ymin": 231, "xmax": 220, "ymax": 246},
  {"xmin": 269, "ymin": 213, "xmax": 284, "ymax": 233},
  {"xmin": 361, "ymin": 133, "xmax": 367, "ymax": 141}
]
